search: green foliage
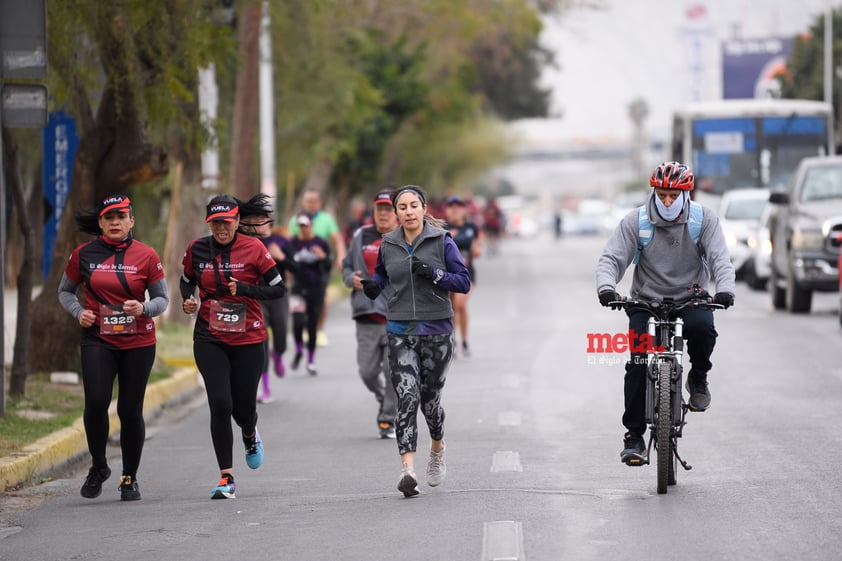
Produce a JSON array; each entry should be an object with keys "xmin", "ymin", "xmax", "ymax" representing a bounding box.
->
[{"xmin": 780, "ymin": 9, "xmax": 842, "ymax": 114}]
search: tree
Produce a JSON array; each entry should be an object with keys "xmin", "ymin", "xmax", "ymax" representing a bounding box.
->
[
  {"xmin": 29, "ymin": 1, "xmax": 233, "ymax": 373},
  {"xmin": 780, "ymin": 8, "xmax": 842, "ymax": 138}
]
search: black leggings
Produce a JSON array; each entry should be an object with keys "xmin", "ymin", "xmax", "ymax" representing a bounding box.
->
[
  {"xmin": 292, "ymin": 287, "xmax": 326, "ymax": 354},
  {"xmin": 261, "ymin": 295, "xmax": 289, "ymax": 365},
  {"xmin": 194, "ymin": 341, "xmax": 264, "ymax": 470},
  {"xmin": 81, "ymin": 344, "xmax": 156, "ymax": 477}
]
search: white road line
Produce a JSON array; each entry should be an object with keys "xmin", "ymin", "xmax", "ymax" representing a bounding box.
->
[
  {"xmin": 491, "ymin": 451, "xmax": 523, "ymax": 472},
  {"xmin": 481, "ymin": 520, "xmax": 525, "ymax": 561},
  {"xmin": 497, "ymin": 411, "xmax": 522, "ymax": 426}
]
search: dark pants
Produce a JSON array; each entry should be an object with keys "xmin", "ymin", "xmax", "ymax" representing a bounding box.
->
[
  {"xmin": 81, "ymin": 344, "xmax": 156, "ymax": 477},
  {"xmin": 623, "ymin": 307, "xmax": 717, "ymax": 436},
  {"xmin": 292, "ymin": 285, "xmax": 326, "ymax": 354},
  {"xmin": 194, "ymin": 341, "xmax": 264, "ymax": 470},
  {"xmin": 261, "ymin": 295, "xmax": 289, "ymax": 371}
]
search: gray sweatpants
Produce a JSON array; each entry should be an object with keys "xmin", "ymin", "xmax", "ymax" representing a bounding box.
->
[{"xmin": 355, "ymin": 321, "xmax": 397, "ymax": 424}]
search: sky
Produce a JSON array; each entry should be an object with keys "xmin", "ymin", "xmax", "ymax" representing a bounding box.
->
[{"xmin": 534, "ymin": 0, "xmax": 838, "ymax": 143}]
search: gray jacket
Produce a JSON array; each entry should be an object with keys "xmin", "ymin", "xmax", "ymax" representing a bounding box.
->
[
  {"xmin": 379, "ymin": 223, "xmax": 453, "ymax": 321},
  {"xmin": 596, "ymin": 194, "xmax": 736, "ymax": 301},
  {"xmin": 341, "ymin": 225, "xmax": 391, "ymax": 320}
]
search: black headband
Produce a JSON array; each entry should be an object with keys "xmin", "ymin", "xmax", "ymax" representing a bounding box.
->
[{"xmin": 393, "ymin": 186, "xmax": 425, "ymax": 206}]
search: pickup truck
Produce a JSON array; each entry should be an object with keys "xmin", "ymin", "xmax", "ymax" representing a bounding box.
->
[{"xmin": 767, "ymin": 155, "xmax": 842, "ymax": 313}]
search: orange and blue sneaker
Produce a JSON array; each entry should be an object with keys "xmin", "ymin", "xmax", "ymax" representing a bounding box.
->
[{"xmin": 211, "ymin": 474, "xmax": 236, "ymax": 499}]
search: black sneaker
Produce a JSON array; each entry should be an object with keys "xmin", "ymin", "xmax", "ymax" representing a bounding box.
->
[
  {"xmin": 461, "ymin": 341, "xmax": 471, "ymax": 357},
  {"xmin": 686, "ymin": 371, "xmax": 711, "ymax": 412},
  {"xmin": 620, "ymin": 432, "xmax": 646, "ymax": 466},
  {"xmin": 291, "ymin": 351, "xmax": 303, "ymax": 370},
  {"xmin": 119, "ymin": 475, "xmax": 141, "ymax": 501},
  {"xmin": 80, "ymin": 466, "xmax": 111, "ymax": 499}
]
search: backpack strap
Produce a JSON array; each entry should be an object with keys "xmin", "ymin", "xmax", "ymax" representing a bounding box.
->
[
  {"xmin": 633, "ymin": 201, "xmax": 704, "ymax": 264},
  {"xmin": 633, "ymin": 205, "xmax": 653, "ymax": 264}
]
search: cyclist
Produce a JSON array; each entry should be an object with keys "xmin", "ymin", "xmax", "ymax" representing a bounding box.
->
[{"xmin": 595, "ymin": 161, "xmax": 736, "ymax": 465}]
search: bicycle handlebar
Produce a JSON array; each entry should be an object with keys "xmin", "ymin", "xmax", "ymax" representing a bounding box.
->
[{"xmin": 607, "ymin": 296, "xmax": 725, "ymax": 314}]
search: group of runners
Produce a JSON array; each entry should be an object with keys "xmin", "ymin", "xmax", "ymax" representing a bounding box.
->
[{"xmin": 60, "ymin": 185, "xmax": 487, "ymax": 501}]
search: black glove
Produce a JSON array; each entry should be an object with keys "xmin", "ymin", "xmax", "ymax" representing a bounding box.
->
[
  {"xmin": 411, "ymin": 257, "xmax": 435, "ymax": 280},
  {"xmin": 713, "ymin": 292, "xmax": 734, "ymax": 309},
  {"xmin": 361, "ymin": 279, "xmax": 382, "ymax": 300},
  {"xmin": 599, "ymin": 290, "xmax": 619, "ymax": 308}
]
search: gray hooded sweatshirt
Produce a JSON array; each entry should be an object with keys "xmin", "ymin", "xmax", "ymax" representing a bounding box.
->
[{"xmin": 596, "ymin": 194, "xmax": 736, "ymax": 301}]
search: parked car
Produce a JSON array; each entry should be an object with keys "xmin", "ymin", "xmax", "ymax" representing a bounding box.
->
[
  {"xmin": 768, "ymin": 155, "xmax": 842, "ymax": 313},
  {"xmin": 718, "ymin": 188, "xmax": 770, "ymax": 285}
]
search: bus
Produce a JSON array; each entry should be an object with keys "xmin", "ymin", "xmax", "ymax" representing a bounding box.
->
[{"xmin": 670, "ymin": 99, "xmax": 834, "ymax": 205}]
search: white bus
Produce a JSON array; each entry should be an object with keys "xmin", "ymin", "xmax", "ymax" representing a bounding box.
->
[{"xmin": 671, "ymin": 99, "xmax": 835, "ymax": 205}]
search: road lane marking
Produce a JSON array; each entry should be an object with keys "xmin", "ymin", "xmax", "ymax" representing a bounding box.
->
[
  {"xmin": 498, "ymin": 411, "xmax": 522, "ymax": 426},
  {"xmin": 491, "ymin": 451, "xmax": 523, "ymax": 472},
  {"xmin": 481, "ymin": 520, "xmax": 525, "ymax": 561}
]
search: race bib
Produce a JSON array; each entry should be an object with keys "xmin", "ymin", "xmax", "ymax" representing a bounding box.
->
[
  {"xmin": 209, "ymin": 300, "xmax": 246, "ymax": 333},
  {"xmin": 289, "ymin": 294, "xmax": 306, "ymax": 314},
  {"xmin": 99, "ymin": 304, "xmax": 137, "ymax": 335}
]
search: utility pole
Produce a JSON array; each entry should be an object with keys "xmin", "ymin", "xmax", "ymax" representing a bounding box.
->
[
  {"xmin": 0, "ymin": 0, "xmax": 48, "ymax": 415},
  {"xmin": 259, "ymin": 2, "xmax": 276, "ymax": 200}
]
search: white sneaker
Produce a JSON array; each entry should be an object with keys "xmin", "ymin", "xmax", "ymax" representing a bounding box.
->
[
  {"xmin": 426, "ymin": 444, "xmax": 446, "ymax": 487},
  {"xmin": 397, "ymin": 467, "xmax": 420, "ymax": 497}
]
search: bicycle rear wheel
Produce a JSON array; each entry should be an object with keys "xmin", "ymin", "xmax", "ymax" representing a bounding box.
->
[{"xmin": 656, "ymin": 360, "xmax": 672, "ymax": 494}]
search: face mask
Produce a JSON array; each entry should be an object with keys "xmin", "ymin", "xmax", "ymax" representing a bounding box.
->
[{"xmin": 654, "ymin": 191, "xmax": 686, "ymax": 221}]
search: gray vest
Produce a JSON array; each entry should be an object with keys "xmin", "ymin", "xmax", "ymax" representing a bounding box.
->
[{"xmin": 380, "ymin": 223, "xmax": 453, "ymax": 321}]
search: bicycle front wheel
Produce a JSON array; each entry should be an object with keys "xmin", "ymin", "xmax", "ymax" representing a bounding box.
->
[{"xmin": 656, "ymin": 360, "xmax": 672, "ymax": 494}]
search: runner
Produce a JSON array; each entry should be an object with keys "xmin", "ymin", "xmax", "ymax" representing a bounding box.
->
[
  {"xmin": 59, "ymin": 194, "xmax": 169, "ymax": 501},
  {"xmin": 360, "ymin": 185, "xmax": 471, "ymax": 497},
  {"xmin": 237, "ymin": 194, "xmax": 291, "ymax": 403},
  {"xmin": 286, "ymin": 211, "xmax": 331, "ymax": 375},
  {"xmin": 341, "ymin": 189, "xmax": 399, "ymax": 439},
  {"xmin": 180, "ymin": 195, "xmax": 286, "ymax": 499},
  {"xmin": 288, "ymin": 188, "xmax": 346, "ymax": 347},
  {"xmin": 444, "ymin": 195, "xmax": 481, "ymax": 357}
]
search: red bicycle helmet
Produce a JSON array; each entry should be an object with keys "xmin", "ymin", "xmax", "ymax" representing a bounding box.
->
[{"xmin": 650, "ymin": 161, "xmax": 695, "ymax": 191}]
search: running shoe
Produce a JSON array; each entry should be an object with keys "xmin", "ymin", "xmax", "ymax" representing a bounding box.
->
[
  {"xmin": 620, "ymin": 431, "xmax": 646, "ymax": 466},
  {"xmin": 306, "ymin": 362, "xmax": 317, "ymax": 376},
  {"xmin": 80, "ymin": 465, "xmax": 111, "ymax": 499},
  {"xmin": 461, "ymin": 341, "xmax": 471, "ymax": 358},
  {"xmin": 397, "ymin": 467, "xmax": 420, "ymax": 498},
  {"xmin": 426, "ymin": 444, "xmax": 446, "ymax": 487},
  {"xmin": 119, "ymin": 475, "xmax": 141, "ymax": 501},
  {"xmin": 256, "ymin": 391, "xmax": 273, "ymax": 404},
  {"xmin": 291, "ymin": 351, "xmax": 303, "ymax": 370},
  {"xmin": 211, "ymin": 474, "xmax": 236, "ymax": 499},
  {"xmin": 245, "ymin": 430, "xmax": 264, "ymax": 469},
  {"xmin": 378, "ymin": 422, "xmax": 396, "ymax": 439},
  {"xmin": 686, "ymin": 371, "xmax": 711, "ymax": 411},
  {"xmin": 272, "ymin": 353, "xmax": 285, "ymax": 378}
]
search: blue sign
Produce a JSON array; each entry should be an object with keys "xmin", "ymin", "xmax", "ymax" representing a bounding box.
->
[{"xmin": 42, "ymin": 111, "xmax": 78, "ymax": 278}]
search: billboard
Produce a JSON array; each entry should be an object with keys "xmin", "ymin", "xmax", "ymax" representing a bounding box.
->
[
  {"xmin": 42, "ymin": 111, "xmax": 79, "ymax": 278},
  {"xmin": 722, "ymin": 37, "xmax": 792, "ymax": 99}
]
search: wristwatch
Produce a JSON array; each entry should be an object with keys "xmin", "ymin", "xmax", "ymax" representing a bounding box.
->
[{"xmin": 433, "ymin": 268, "xmax": 445, "ymax": 284}]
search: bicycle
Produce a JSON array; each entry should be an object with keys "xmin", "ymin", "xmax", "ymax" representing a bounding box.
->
[{"xmin": 608, "ymin": 294, "xmax": 724, "ymax": 494}]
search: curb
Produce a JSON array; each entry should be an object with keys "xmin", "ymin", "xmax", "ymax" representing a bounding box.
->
[{"xmin": 0, "ymin": 366, "xmax": 200, "ymax": 491}]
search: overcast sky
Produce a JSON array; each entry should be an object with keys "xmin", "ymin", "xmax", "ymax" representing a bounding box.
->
[{"xmin": 536, "ymin": 0, "xmax": 838, "ymax": 143}]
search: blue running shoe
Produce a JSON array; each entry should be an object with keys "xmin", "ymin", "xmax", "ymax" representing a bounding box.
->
[
  {"xmin": 211, "ymin": 474, "xmax": 236, "ymax": 499},
  {"xmin": 245, "ymin": 430, "xmax": 264, "ymax": 469}
]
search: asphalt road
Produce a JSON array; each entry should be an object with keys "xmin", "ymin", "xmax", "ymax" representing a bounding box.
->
[{"xmin": 1, "ymin": 231, "xmax": 841, "ymax": 561}]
